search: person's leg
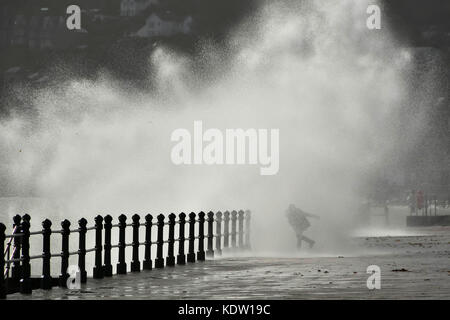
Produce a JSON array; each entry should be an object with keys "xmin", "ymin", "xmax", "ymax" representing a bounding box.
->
[
  {"xmin": 302, "ymin": 235, "xmax": 315, "ymax": 248},
  {"xmin": 296, "ymin": 233, "xmax": 303, "ymax": 249}
]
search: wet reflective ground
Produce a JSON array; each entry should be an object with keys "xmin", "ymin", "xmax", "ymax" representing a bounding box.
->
[{"xmin": 8, "ymin": 230, "xmax": 450, "ymax": 299}]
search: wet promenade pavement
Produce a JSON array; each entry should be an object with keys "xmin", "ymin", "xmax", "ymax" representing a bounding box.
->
[{"xmin": 8, "ymin": 232, "xmax": 450, "ymax": 300}]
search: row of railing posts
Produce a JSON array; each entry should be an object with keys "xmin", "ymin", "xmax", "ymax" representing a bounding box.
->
[
  {"xmin": 177, "ymin": 212, "xmax": 186, "ymax": 265},
  {"xmin": 143, "ymin": 214, "xmax": 152, "ymax": 270},
  {"xmin": 1, "ymin": 210, "xmax": 251, "ymax": 299}
]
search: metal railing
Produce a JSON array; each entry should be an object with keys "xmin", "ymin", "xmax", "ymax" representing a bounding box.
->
[
  {"xmin": 409, "ymin": 195, "xmax": 450, "ymax": 216},
  {"xmin": 0, "ymin": 210, "xmax": 252, "ymax": 299}
]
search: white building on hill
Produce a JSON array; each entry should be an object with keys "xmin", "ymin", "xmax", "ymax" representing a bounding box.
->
[
  {"xmin": 135, "ymin": 12, "xmax": 192, "ymax": 37},
  {"xmin": 120, "ymin": 0, "xmax": 159, "ymax": 17}
]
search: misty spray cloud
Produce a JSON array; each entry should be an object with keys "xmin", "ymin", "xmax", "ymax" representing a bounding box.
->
[{"xmin": 0, "ymin": 0, "xmax": 421, "ymax": 253}]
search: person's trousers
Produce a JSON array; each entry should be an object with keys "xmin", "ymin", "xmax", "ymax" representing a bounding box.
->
[{"xmin": 296, "ymin": 233, "xmax": 314, "ymax": 248}]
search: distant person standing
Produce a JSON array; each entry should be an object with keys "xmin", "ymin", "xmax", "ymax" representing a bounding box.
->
[
  {"xmin": 407, "ymin": 190, "xmax": 416, "ymax": 214},
  {"xmin": 416, "ymin": 190, "xmax": 424, "ymax": 213},
  {"xmin": 286, "ymin": 204, "xmax": 319, "ymax": 249},
  {"xmin": 384, "ymin": 200, "xmax": 390, "ymax": 226}
]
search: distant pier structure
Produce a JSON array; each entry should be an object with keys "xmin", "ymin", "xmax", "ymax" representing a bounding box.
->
[{"xmin": 406, "ymin": 193, "xmax": 450, "ymax": 226}]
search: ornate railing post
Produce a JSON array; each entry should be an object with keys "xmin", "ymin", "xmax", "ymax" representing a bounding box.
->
[
  {"xmin": 93, "ymin": 215, "xmax": 104, "ymax": 279},
  {"xmin": 131, "ymin": 214, "xmax": 141, "ymax": 272},
  {"xmin": 20, "ymin": 215, "xmax": 31, "ymax": 294},
  {"xmin": 166, "ymin": 213, "xmax": 176, "ymax": 266},
  {"xmin": 245, "ymin": 210, "xmax": 252, "ymax": 250},
  {"xmin": 206, "ymin": 211, "xmax": 214, "ymax": 258},
  {"xmin": 41, "ymin": 219, "xmax": 53, "ymax": 289},
  {"xmin": 223, "ymin": 211, "xmax": 230, "ymax": 251},
  {"xmin": 77, "ymin": 218, "xmax": 87, "ymax": 283},
  {"xmin": 116, "ymin": 214, "xmax": 127, "ymax": 274},
  {"xmin": 197, "ymin": 211, "xmax": 205, "ymax": 261},
  {"xmin": 177, "ymin": 212, "xmax": 186, "ymax": 265},
  {"xmin": 0, "ymin": 223, "xmax": 5, "ymax": 299},
  {"xmin": 59, "ymin": 219, "xmax": 71, "ymax": 287},
  {"xmin": 238, "ymin": 210, "xmax": 244, "ymax": 249},
  {"xmin": 187, "ymin": 212, "xmax": 196, "ymax": 263},
  {"xmin": 155, "ymin": 214, "xmax": 165, "ymax": 268},
  {"xmin": 11, "ymin": 214, "xmax": 22, "ymax": 281},
  {"xmin": 143, "ymin": 214, "xmax": 153, "ymax": 270},
  {"xmin": 103, "ymin": 215, "xmax": 113, "ymax": 276},
  {"xmin": 20, "ymin": 215, "xmax": 32, "ymax": 294},
  {"xmin": 21, "ymin": 213, "xmax": 30, "ymax": 225},
  {"xmin": 231, "ymin": 210, "xmax": 237, "ymax": 249},
  {"xmin": 215, "ymin": 212, "xmax": 222, "ymax": 256}
]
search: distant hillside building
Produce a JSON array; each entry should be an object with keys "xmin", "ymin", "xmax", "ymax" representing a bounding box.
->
[
  {"xmin": 9, "ymin": 13, "xmax": 86, "ymax": 50},
  {"xmin": 0, "ymin": 6, "xmax": 13, "ymax": 49},
  {"xmin": 10, "ymin": 15, "xmax": 27, "ymax": 46},
  {"xmin": 135, "ymin": 12, "xmax": 192, "ymax": 37},
  {"xmin": 31, "ymin": 15, "xmax": 66, "ymax": 49},
  {"xmin": 120, "ymin": 0, "xmax": 159, "ymax": 17}
]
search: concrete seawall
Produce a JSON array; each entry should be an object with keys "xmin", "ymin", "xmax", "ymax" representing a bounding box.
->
[{"xmin": 407, "ymin": 215, "xmax": 450, "ymax": 227}]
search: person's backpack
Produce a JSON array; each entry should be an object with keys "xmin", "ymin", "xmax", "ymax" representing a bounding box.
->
[
  {"xmin": 298, "ymin": 214, "xmax": 310, "ymax": 230},
  {"xmin": 287, "ymin": 209, "xmax": 310, "ymax": 230}
]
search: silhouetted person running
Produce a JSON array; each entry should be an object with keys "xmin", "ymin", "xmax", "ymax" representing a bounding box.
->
[{"xmin": 286, "ymin": 204, "xmax": 320, "ymax": 249}]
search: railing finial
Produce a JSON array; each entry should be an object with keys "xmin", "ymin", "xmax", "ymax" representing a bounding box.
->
[
  {"xmin": 215, "ymin": 212, "xmax": 223, "ymax": 256},
  {"xmin": 143, "ymin": 214, "xmax": 153, "ymax": 270},
  {"xmin": 41, "ymin": 219, "xmax": 53, "ymax": 289},
  {"xmin": 11, "ymin": 215, "xmax": 22, "ymax": 281},
  {"xmin": 59, "ymin": 219, "xmax": 71, "ymax": 287},
  {"xmin": 206, "ymin": 211, "xmax": 215, "ymax": 258},
  {"xmin": 177, "ymin": 212, "xmax": 186, "ymax": 265},
  {"xmin": 116, "ymin": 214, "xmax": 127, "ymax": 274},
  {"xmin": 155, "ymin": 214, "xmax": 165, "ymax": 268},
  {"xmin": 187, "ymin": 212, "xmax": 196, "ymax": 263},
  {"xmin": 166, "ymin": 213, "xmax": 176, "ymax": 266},
  {"xmin": 103, "ymin": 215, "xmax": 113, "ymax": 276},
  {"xmin": 77, "ymin": 218, "xmax": 87, "ymax": 283},
  {"xmin": 93, "ymin": 215, "xmax": 104, "ymax": 279},
  {"xmin": 197, "ymin": 212, "xmax": 206, "ymax": 261},
  {"xmin": 131, "ymin": 214, "xmax": 141, "ymax": 272}
]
